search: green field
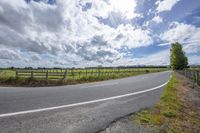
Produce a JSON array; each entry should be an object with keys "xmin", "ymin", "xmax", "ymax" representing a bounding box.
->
[
  {"xmin": 0, "ymin": 68, "xmax": 167, "ymax": 79},
  {"xmin": 0, "ymin": 67, "xmax": 168, "ymax": 86},
  {"xmin": 0, "ymin": 70, "xmax": 16, "ymax": 79},
  {"xmin": 188, "ymin": 67, "xmax": 200, "ymax": 70}
]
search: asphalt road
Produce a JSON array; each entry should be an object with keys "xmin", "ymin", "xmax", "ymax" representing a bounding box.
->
[{"xmin": 0, "ymin": 71, "xmax": 170, "ymax": 133}]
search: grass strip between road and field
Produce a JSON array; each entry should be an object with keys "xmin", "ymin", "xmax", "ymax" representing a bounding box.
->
[
  {"xmin": 134, "ymin": 73, "xmax": 181, "ymax": 132},
  {"xmin": 133, "ymin": 72, "xmax": 200, "ymax": 133}
]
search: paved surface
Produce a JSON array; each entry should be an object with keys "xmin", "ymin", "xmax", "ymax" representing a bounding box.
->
[{"xmin": 0, "ymin": 71, "xmax": 170, "ymax": 133}]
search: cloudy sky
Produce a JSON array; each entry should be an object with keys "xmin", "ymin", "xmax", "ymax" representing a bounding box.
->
[{"xmin": 0, "ymin": 0, "xmax": 200, "ymax": 68}]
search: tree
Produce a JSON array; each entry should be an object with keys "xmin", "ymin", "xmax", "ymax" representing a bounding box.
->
[{"xmin": 170, "ymin": 42, "xmax": 188, "ymax": 70}]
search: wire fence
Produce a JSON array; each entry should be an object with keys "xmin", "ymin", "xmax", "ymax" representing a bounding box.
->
[{"xmin": 176, "ymin": 70, "xmax": 200, "ymax": 86}]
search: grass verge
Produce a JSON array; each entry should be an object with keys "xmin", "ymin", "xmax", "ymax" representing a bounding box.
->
[{"xmin": 133, "ymin": 72, "xmax": 200, "ymax": 133}]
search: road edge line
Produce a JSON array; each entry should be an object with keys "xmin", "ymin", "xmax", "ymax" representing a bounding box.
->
[{"xmin": 0, "ymin": 81, "xmax": 169, "ymax": 118}]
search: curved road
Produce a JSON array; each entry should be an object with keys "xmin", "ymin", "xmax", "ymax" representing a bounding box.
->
[{"xmin": 0, "ymin": 71, "xmax": 170, "ymax": 133}]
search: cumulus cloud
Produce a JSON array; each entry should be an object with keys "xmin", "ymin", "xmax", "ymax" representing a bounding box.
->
[
  {"xmin": 0, "ymin": 48, "xmax": 20, "ymax": 60},
  {"xmin": 0, "ymin": 0, "xmax": 153, "ymax": 67},
  {"xmin": 30, "ymin": 54, "xmax": 41, "ymax": 61},
  {"xmin": 188, "ymin": 55, "xmax": 200, "ymax": 65},
  {"xmin": 109, "ymin": 0, "xmax": 140, "ymax": 19},
  {"xmin": 110, "ymin": 24, "xmax": 153, "ymax": 49},
  {"xmin": 120, "ymin": 49, "xmax": 200, "ymax": 66},
  {"xmin": 152, "ymin": 16, "xmax": 163, "ymax": 23},
  {"xmin": 161, "ymin": 22, "xmax": 196, "ymax": 42},
  {"xmin": 113, "ymin": 49, "xmax": 170, "ymax": 66},
  {"xmin": 80, "ymin": 0, "xmax": 140, "ymax": 20},
  {"xmin": 0, "ymin": 0, "xmax": 198, "ymax": 67},
  {"xmin": 161, "ymin": 22, "xmax": 200, "ymax": 54},
  {"xmin": 156, "ymin": 0, "xmax": 180, "ymax": 13}
]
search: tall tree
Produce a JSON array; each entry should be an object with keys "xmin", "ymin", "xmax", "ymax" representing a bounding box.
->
[{"xmin": 170, "ymin": 42, "xmax": 188, "ymax": 70}]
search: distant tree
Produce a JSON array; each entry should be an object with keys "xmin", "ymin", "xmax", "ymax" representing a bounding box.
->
[
  {"xmin": 170, "ymin": 42, "xmax": 188, "ymax": 70},
  {"xmin": 10, "ymin": 66, "xmax": 15, "ymax": 70}
]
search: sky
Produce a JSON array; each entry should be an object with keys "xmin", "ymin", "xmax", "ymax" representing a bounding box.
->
[{"xmin": 0, "ymin": 0, "xmax": 200, "ymax": 68}]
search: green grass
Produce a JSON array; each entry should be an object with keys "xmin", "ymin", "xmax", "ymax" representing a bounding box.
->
[
  {"xmin": 188, "ymin": 67, "xmax": 200, "ymax": 70},
  {"xmin": 0, "ymin": 70, "xmax": 16, "ymax": 79},
  {"xmin": 0, "ymin": 68, "xmax": 167, "ymax": 80},
  {"xmin": 0, "ymin": 68, "xmax": 167, "ymax": 86},
  {"xmin": 134, "ymin": 73, "xmax": 180, "ymax": 128}
]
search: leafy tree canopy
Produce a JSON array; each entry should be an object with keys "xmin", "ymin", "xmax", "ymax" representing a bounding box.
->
[{"xmin": 170, "ymin": 42, "xmax": 188, "ymax": 70}]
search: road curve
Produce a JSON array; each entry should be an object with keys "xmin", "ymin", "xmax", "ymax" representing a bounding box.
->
[{"xmin": 0, "ymin": 71, "xmax": 170, "ymax": 133}]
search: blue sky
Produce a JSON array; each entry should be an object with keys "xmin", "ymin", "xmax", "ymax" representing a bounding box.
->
[{"xmin": 0, "ymin": 0, "xmax": 200, "ymax": 68}]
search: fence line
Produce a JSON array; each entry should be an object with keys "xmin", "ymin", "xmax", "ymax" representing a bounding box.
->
[
  {"xmin": 15, "ymin": 69, "xmax": 166, "ymax": 80},
  {"xmin": 176, "ymin": 70, "xmax": 200, "ymax": 86}
]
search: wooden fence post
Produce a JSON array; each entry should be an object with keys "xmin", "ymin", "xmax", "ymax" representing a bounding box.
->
[
  {"xmin": 73, "ymin": 71, "xmax": 75, "ymax": 80},
  {"xmin": 197, "ymin": 71, "xmax": 200, "ymax": 86},
  {"xmin": 46, "ymin": 71, "xmax": 48, "ymax": 80},
  {"xmin": 184, "ymin": 70, "xmax": 186, "ymax": 77},
  {"xmin": 194, "ymin": 71, "xmax": 197, "ymax": 83},
  {"xmin": 63, "ymin": 70, "xmax": 67, "ymax": 80},
  {"xmin": 16, "ymin": 70, "xmax": 18, "ymax": 78},
  {"xmin": 31, "ymin": 71, "xmax": 33, "ymax": 78},
  {"xmin": 192, "ymin": 71, "xmax": 196, "ymax": 88},
  {"xmin": 98, "ymin": 69, "xmax": 100, "ymax": 78}
]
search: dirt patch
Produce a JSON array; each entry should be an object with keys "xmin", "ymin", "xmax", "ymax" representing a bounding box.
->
[
  {"xmin": 174, "ymin": 73, "xmax": 200, "ymax": 132},
  {"xmin": 99, "ymin": 116, "xmax": 157, "ymax": 133}
]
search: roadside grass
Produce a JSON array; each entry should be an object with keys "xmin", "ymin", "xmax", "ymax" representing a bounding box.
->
[
  {"xmin": 134, "ymin": 73, "xmax": 181, "ymax": 132},
  {"xmin": 133, "ymin": 72, "xmax": 200, "ymax": 133}
]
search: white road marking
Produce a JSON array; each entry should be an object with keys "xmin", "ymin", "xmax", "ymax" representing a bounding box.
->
[
  {"xmin": 80, "ymin": 82, "xmax": 119, "ymax": 88},
  {"xmin": 0, "ymin": 81, "xmax": 169, "ymax": 118}
]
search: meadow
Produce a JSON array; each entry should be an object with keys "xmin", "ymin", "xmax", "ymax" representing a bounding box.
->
[{"xmin": 0, "ymin": 67, "xmax": 168, "ymax": 86}]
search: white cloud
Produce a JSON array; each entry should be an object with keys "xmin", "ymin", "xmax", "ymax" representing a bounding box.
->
[
  {"xmin": 113, "ymin": 49, "xmax": 170, "ymax": 66},
  {"xmin": 0, "ymin": 0, "xmax": 150, "ymax": 67},
  {"xmin": 1, "ymin": 0, "xmax": 198, "ymax": 67},
  {"xmin": 156, "ymin": 0, "xmax": 180, "ymax": 13},
  {"xmin": 161, "ymin": 22, "xmax": 200, "ymax": 54},
  {"xmin": 0, "ymin": 48, "xmax": 20, "ymax": 60},
  {"xmin": 109, "ymin": 0, "xmax": 140, "ymax": 19},
  {"xmin": 81, "ymin": 0, "xmax": 140, "ymax": 20},
  {"xmin": 188, "ymin": 55, "xmax": 200, "ymax": 65},
  {"xmin": 161, "ymin": 22, "xmax": 196, "ymax": 42},
  {"xmin": 87, "ymin": 0, "xmax": 113, "ymax": 19},
  {"xmin": 152, "ymin": 16, "xmax": 163, "ymax": 23},
  {"xmin": 110, "ymin": 24, "xmax": 153, "ymax": 49},
  {"xmin": 118, "ymin": 49, "xmax": 200, "ymax": 66},
  {"xmin": 30, "ymin": 54, "xmax": 41, "ymax": 61}
]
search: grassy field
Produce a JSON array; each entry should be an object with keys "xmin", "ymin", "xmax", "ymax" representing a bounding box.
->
[
  {"xmin": 188, "ymin": 67, "xmax": 200, "ymax": 70},
  {"xmin": 0, "ymin": 70, "xmax": 15, "ymax": 79},
  {"xmin": 0, "ymin": 68, "xmax": 167, "ymax": 79},
  {"xmin": 0, "ymin": 67, "xmax": 167, "ymax": 86}
]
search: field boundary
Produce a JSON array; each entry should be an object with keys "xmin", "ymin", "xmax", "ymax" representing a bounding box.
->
[
  {"xmin": 176, "ymin": 70, "xmax": 200, "ymax": 86},
  {"xmin": 15, "ymin": 68, "xmax": 166, "ymax": 80}
]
